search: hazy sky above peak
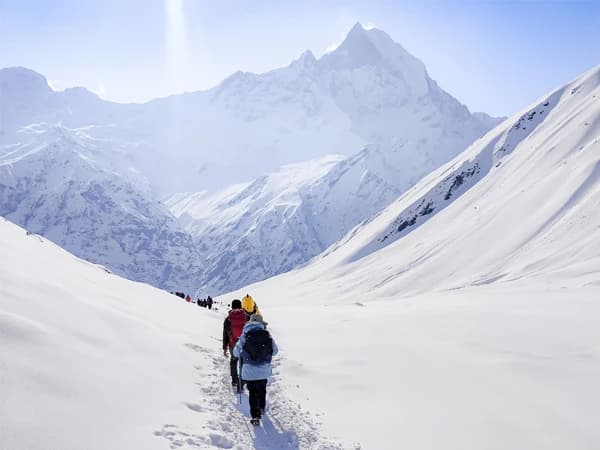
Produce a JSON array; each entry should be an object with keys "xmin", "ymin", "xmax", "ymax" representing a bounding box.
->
[{"xmin": 1, "ymin": 0, "xmax": 598, "ymax": 116}]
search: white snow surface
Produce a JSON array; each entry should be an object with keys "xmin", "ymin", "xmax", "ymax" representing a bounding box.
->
[
  {"xmin": 218, "ymin": 65, "xmax": 600, "ymax": 449},
  {"xmin": 1, "ymin": 66, "xmax": 600, "ymax": 450},
  {"xmin": 0, "ymin": 218, "xmax": 345, "ymax": 450}
]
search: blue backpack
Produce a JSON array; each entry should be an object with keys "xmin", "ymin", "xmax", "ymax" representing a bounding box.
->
[{"xmin": 242, "ymin": 329, "xmax": 273, "ymax": 365}]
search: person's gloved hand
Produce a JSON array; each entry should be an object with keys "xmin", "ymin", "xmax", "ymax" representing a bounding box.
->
[{"xmin": 223, "ymin": 348, "xmax": 229, "ymax": 357}]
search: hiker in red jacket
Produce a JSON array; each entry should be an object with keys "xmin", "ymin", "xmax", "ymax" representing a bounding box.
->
[{"xmin": 222, "ymin": 299, "xmax": 248, "ymax": 388}]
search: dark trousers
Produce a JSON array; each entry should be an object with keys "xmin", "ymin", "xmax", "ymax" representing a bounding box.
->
[
  {"xmin": 230, "ymin": 355, "xmax": 239, "ymax": 383},
  {"xmin": 246, "ymin": 379, "xmax": 267, "ymax": 419}
]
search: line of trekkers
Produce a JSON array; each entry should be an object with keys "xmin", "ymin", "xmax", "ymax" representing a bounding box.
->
[
  {"xmin": 172, "ymin": 291, "xmax": 214, "ymax": 309},
  {"xmin": 222, "ymin": 294, "xmax": 278, "ymax": 426}
]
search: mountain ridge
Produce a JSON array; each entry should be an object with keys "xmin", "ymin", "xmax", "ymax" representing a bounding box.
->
[
  {"xmin": 1, "ymin": 23, "xmax": 503, "ymax": 293},
  {"xmin": 266, "ymin": 64, "xmax": 600, "ymax": 297}
]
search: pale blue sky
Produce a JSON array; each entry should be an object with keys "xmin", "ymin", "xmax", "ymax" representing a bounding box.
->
[{"xmin": 1, "ymin": 0, "xmax": 598, "ymax": 116}]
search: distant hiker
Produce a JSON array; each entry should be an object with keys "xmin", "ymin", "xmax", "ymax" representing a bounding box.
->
[
  {"xmin": 196, "ymin": 298, "xmax": 203, "ymax": 307},
  {"xmin": 223, "ymin": 299, "xmax": 248, "ymax": 388},
  {"xmin": 233, "ymin": 314, "xmax": 278, "ymax": 426},
  {"xmin": 185, "ymin": 294, "xmax": 191, "ymax": 303},
  {"xmin": 207, "ymin": 296, "xmax": 213, "ymax": 310},
  {"xmin": 241, "ymin": 293, "xmax": 260, "ymax": 318}
]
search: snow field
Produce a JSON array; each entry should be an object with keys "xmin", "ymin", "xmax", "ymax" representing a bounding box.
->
[{"xmin": 0, "ymin": 218, "xmax": 342, "ymax": 450}]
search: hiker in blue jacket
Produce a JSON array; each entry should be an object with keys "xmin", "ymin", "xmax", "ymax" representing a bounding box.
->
[{"xmin": 233, "ymin": 314, "xmax": 278, "ymax": 425}]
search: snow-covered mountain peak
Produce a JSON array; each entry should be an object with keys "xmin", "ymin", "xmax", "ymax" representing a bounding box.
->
[
  {"xmin": 349, "ymin": 21, "xmax": 367, "ymax": 34},
  {"xmin": 321, "ymin": 23, "xmax": 423, "ymax": 69},
  {"xmin": 318, "ymin": 23, "xmax": 430, "ymax": 101},
  {"xmin": 0, "ymin": 66, "xmax": 51, "ymax": 93},
  {"xmin": 218, "ymin": 69, "xmax": 600, "ymax": 450},
  {"xmin": 0, "ymin": 67, "xmax": 53, "ymax": 120},
  {"xmin": 321, "ymin": 22, "xmax": 382, "ymax": 69},
  {"xmin": 311, "ymin": 63, "xmax": 600, "ymax": 289},
  {"xmin": 0, "ymin": 23, "xmax": 502, "ymax": 294},
  {"xmin": 60, "ymin": 86, "xmax": 100, "ymax": 101},
  {"xmin": 291, "ymin": 49, "xmax": 317, "ymax": 68},
  {"xmin": 0, "ymin": 67, "xmax": 100, "ymax": 101}
]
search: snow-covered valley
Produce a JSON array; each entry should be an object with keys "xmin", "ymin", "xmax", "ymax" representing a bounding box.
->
[
  {"xmin": 0, "ymin": 218, "xmax": 345, "ymax": 450},
  {"xmin": 218, "ymin": 64, "xmax": 600, "ymax": 448},
  {"xmin": 2, "ymin": 61, "xmax": 600, "ymax": 448},
  {"xmin": 2, "ymin": 7, "xmax": 600, "ymax": 450}
]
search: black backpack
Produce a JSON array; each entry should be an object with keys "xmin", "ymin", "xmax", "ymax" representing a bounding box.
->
[{"xmin": 242, "ymin": 329, "xmax": 273, "ymax": 365}]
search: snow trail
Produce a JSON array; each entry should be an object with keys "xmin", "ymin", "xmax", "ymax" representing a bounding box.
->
[{"xmin": 154, "ymin": 340, "xmax": 348, "ymax": 449}]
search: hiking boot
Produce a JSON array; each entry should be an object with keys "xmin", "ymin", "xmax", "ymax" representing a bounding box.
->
[
  {"xmin": 250, "ymin": 418, "xmax": 260, "ymax": 426},
  {"xmin": 231, "ymin": 378, "xmax": 238, "ymax": 387}
]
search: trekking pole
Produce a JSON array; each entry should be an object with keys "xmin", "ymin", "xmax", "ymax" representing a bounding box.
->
[{"xmin": 238, "ymin": 358, "xmax": 243, "ymax": 405}]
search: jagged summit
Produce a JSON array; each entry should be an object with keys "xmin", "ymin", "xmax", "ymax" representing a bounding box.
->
[
  {"xmin": 320, "ymin": 22, "xmax": 416, "ymax": 66},
  {"xmin": 290, "ymin": 50, "xmax": 317, "ymax": 69},
  {"xmin": 315, "ymin": 22, "xmax": 429, "ymax": 98},
  {"xmin": 350, "ymin": 21, "xmax": 367, "ymax": 33},
  {"xmin": 0, "ymin": 23, "xmax": 502, "ymax": 293},
  {"xmin": 321, "ymin": 22, "xmax": 381, "ymax": 69}
]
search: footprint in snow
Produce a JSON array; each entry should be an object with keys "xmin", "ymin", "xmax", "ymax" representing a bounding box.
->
[
  {"xmin": 160, "ymin": 344, "xmax": 348, "ymax": 449},
  {"xmin": 185, "ymin": 402, "xmax": 204, "ymax": 413}
]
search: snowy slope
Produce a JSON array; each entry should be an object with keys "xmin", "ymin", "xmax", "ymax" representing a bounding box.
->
[
  {"xmin": 313, "ymin": 64, "xmax": 600, "ymax": 291},
  {"xmin": 163, "ymin": 24, "xmax": 505, "ymax": 294},
  {"xmin": 166, "ymin": 147, "xmax": 406, "ymax": 294},
  {"xmin": 0, "ymin": 217, "xmax": 344, "ymax": 450},
  {"xmin": 0, "ymin": 23, "xmax": 500, "ymax": 293},
  {"xmin": 218, "ymin": 65, "xmax": 600, "ymax": 449},
  {"xmin": 0, "ymin": 124, "xmax": 203, "ymax": 292},
  {"xmin": 3, "ymin": 65, "xmax": 599, "ymax": 450}
]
